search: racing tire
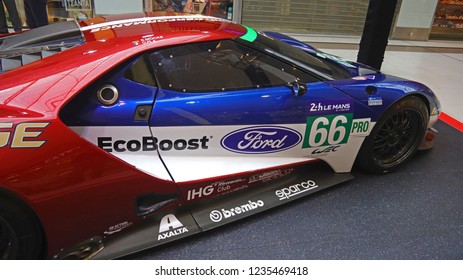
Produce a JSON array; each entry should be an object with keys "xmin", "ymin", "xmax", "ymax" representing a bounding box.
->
[
  {"xmin": 0, "ymin": 196, "xmax": 44, "ymax": 259},
  {"xmin": 356, "ymin": 96, "xmax": 428, "ymax": 174}
]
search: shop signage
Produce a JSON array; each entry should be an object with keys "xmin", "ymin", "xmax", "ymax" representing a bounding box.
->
[{"xmin": 65, "ymin": 0, "xmax": 92, "ymax": 11}]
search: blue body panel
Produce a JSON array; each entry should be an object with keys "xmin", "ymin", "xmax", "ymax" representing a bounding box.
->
[
  {"xmin": 264, "ymin": 31, "xmax": 441, "ymax": 116},
  {"xmin": 150, "ymin": 82, "xmax": 378, "ymax": 127},
  {"xmin": 330, "ymin": 73, "xmax": 441, "ymax": 116},
  {"xmin": 60, "ymin": 59, "xmax": 157, "ymax": 126},
  {"xmin": 59, "ymin": 32, "xmax": 440, "ymax": 128}
]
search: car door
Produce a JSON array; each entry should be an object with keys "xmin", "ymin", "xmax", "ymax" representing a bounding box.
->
[
  {"xmin": 60, "ymin": 54, "xmax": 174, "ymax": 182},
  {"xmin": 148, "ymin": 39, "xmax": 361, "ymax": 184},
  {"xmin": 58, "ymin": 54, "xmax": 206, "ymax": 254}
]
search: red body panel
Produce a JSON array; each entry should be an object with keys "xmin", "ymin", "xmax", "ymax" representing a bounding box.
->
[{"xmin": 0, "ymin": 13, "xmax": 247, "ymax": 257}]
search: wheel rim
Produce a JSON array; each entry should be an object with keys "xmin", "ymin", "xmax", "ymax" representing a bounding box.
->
[
  {"xmin": 372, "ymin": 109, "xmax": 422, "ymax": 166},
  {"xmin": 0, "ymin": 217, "xmax": 18, "ymax": 260}
]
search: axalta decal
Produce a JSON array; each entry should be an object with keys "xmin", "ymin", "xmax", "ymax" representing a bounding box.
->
[
  {"xmin": 0, "ymin": 122, "xmax": 49, "ymax": 149},
  {"xmin": 221, "ymin": 126, "xmax": 302, "ymax": 154},
  {"xmin": 275, "ymin": 180, "xmax": 318, "ymax": 200},
  {"xmin": 209, "ymin": 200, "xmax": 264, "ymax": 223},
  {"xmin": 158, "ymin": 214, "xmax": 188, "ymax": 241},
  {"xmin": 97, "ymin": 136, "xmax": 210, "ymax": 152}
]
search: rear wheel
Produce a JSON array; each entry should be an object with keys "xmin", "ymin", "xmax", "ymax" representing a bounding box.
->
[
  {"xmin": 356, "ymin": 96, "xmax": 428, "ymax": 174},
  {"xmin": 0, "ymin": 197, "xmax": 44, "ymax": 259}
]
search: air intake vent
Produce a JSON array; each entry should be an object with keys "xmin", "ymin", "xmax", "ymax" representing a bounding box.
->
[
  {"xmin": 0, "ymin": 46, "xmax": 72, "ymax": 72},
  {"xmin": 0, "ymin": 20, "xmax": 84, "ymax": 73},
  {"xmin": 0, "ymin": 57, "xmax": 21, "ymax": 71}
]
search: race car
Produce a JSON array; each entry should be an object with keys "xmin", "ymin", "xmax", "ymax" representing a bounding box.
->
[{"xmin": 0, "ymin": 13, "xmax": 441, "ymax": 259}]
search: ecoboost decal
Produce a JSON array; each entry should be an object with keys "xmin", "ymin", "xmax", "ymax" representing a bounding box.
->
[{"xmin": 97, "ymin": 136, "xmax": 210, "ymax": 152}]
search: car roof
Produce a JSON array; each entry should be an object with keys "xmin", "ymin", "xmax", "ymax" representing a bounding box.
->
[
  {"xmin": 0, "ymin": 14, "xmax": 249, "ymax": 114},
  {"xmin": 0, "ymin": 13, "xmax": 248, "ymax": 73},
  {"xmin": 79, "ymin": 12, "xmax": 247, "ymax": 45}
]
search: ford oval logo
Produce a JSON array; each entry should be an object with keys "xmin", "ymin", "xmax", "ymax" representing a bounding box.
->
[{"xmin": 221, "ymin": 126, "xmax": 302, "ymax": 154}]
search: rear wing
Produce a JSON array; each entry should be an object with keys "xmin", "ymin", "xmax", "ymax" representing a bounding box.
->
[{"xmin": 0, "ymin": 21, "xmax": 84, "ymax": 72}]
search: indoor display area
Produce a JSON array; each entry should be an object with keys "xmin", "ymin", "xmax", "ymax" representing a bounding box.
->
[{"xmin": 0, "ymin": 0, "xmax": 462, "ymax": 267}]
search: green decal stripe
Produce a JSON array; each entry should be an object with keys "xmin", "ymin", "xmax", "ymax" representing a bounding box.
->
[{"xmin": 240, "ymin": 26, "xmax": 258, "ymax": 42}]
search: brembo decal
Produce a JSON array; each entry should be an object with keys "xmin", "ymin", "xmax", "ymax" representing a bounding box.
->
[
  {"xmin": 209, "ymin": 200, "xmax": 264, "ymax": 223},
  {"xmin": 0, "ymin": 122, "xmax": 49, "ymax": 149},
  {"xmin": 97, "ymin": 136, "xmax": 210, "ymax": 152},
  {"xmin": 221, "ymin": 126, "xmax": 302, "ymax": 154}
]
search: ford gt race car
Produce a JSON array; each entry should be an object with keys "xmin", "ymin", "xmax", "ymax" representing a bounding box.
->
[{"xmin": 0, "ymin": 13, "xmax": 441, "ymax": 259}]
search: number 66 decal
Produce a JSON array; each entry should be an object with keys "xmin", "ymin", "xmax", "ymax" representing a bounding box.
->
[{"xmin": 302, "ymin": 114, "xmax": 353, "ymax": 148}]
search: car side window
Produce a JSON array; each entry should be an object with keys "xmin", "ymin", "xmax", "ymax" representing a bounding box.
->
[
  {"xmin": 124, "ymin": 55, "xmax": 157, "ymax": 87},
  {"xmin": 150, "ymin": 40, "xmax": 318, "ymax": 93}
]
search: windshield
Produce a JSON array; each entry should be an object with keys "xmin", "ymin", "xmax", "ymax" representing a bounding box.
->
[{"xmin": 252, "ymin": 32, "xmax": 351, "ymax": 80}]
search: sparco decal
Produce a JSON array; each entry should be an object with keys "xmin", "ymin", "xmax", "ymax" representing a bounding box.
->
[
  {"xmin": 275, "ymin": 180, "xmax": 318, "ymax": 200},
  {"xmin": 221, "ymin": 126, "xmax": 301, "ymax": 154},
  {"xmin": 209, "ymin": 200, "xmax": 264, "ymax": 223},
  {"xmin": 158, "ymin": 214, "xmax": 188, "ymax": 241},
  {"xmin": 97, "ymin": 136, "xmax": 210, "ymax": 152}
]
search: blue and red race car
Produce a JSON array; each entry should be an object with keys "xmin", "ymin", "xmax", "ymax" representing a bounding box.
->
[{"xmin": 0, "ymin": 13, "xmax": 441, "ymax": 259}]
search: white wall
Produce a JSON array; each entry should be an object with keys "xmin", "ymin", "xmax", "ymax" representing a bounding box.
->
[{"xmin": 396, "ymin": 0, "xmax": 438, "ymax": 28}]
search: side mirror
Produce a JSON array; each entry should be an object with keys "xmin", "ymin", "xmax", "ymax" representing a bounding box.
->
[{"xmin": 290, "ymin": 82, "xmax": 307, "ymax": 97}]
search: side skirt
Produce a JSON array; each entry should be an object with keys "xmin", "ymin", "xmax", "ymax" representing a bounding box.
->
[{"xmin": 92, "ymin": 161, "xmax": 352, "ymax": 259}]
